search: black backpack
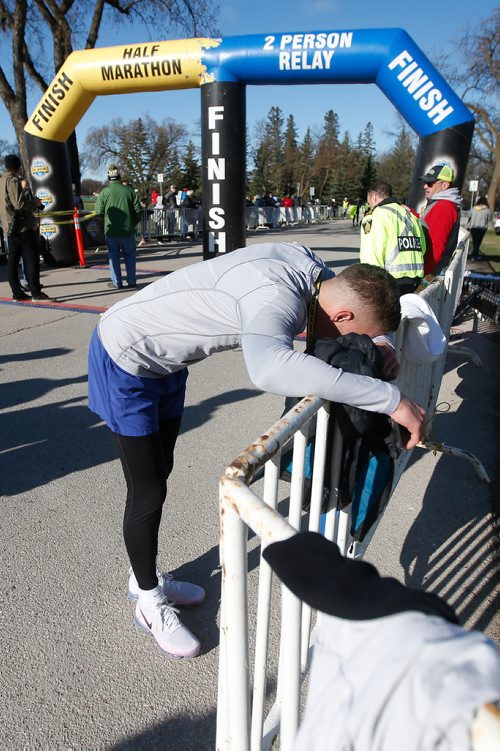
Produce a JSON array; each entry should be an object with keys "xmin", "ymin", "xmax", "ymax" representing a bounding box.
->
[{"xmin": 281, "ymin": 334, "xmax": 401, "ymax": 541}]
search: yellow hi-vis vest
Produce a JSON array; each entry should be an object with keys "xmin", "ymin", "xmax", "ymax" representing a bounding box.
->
[{"xmin": 360, "ymin": 200, "xmax": 426, "ymax": 280}]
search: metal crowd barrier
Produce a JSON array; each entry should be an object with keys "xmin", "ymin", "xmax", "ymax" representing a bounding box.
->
[
  {"xmin": 137, "ymin": 207, "xmax": 203, "ymax": 241},
  {"xmin": 81, "ymin": 204, "xmax": 332, "ymax": 248},
  {"xmin": 246, "ymin": 205, "xmax": 330, "ymax": 231},
  {"xmin": 217, "ymin": 231, "xmax": 489, "ymax": 750}
]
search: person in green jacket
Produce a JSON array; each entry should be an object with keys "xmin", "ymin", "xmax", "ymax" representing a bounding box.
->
[
  {"xmin": 360, "ymin": 180, "xmax": 426, "ymax": 296},
  {"xmin": 95, "ymin": 164, "xmax": 142, "ymax": 289}
]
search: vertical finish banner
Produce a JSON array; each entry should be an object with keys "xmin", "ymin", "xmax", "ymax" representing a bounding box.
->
[
  {"xmin": 201, "ymin": 83, "xmax": 246, "ymax": 259},
  {"xmin": 25, "ymin": 29, "xmax": 474, "ymax": 264}
]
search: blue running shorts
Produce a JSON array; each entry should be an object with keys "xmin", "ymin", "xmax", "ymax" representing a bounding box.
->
[{"xmin": 88, "ymin": 327, "xmax": 188, "ymax": 437}]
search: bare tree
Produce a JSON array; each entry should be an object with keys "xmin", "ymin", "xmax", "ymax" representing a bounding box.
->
[
  {"xmin": 0, "ymin": 137, "xmax": 18, "ymax": 158},
  {"xmin": 438, "ymin": 10, "xmax": 499, "ymax": 209},
  {"xmin": 0, "ymin": 0, "xmax": 219, "ymax": 186},
  {"xmin": 84, "ymin": 114, "xmax": 188, "ymax": 193}
]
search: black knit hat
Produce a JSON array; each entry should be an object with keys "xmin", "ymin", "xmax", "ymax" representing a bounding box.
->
[{"xmin": 4, "ymin": 154, "xmax": 21, "ymax": 171}]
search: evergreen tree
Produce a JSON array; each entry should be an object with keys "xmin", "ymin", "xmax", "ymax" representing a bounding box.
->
[
  {"xmin": 282, "ymin": 114, "xmax": 300, "ymax": 196},
  {"xmin": 249, "ymin": 107, "xmax": 285, "ymax": 196},
  {"xmin": 313, "ymin": 110, "xmax": 340, "ymax": 201},
  {"xmin": 360, "ymin": 122, "xmax": 376, "ymax": 158},
  {"xmin": 377, "ymin": 122, "xmax": 416, "ymax": 200},
  {"xmin": 297, "ymin": 128, "xmax": 316, "ymax": 201},
  {"xmin": 167, "ymin": 149, "xmax": 184, "ymax": 190},
  {"xmin": 333, "ymin": 131, "xmax": 364, "ymax": 202},
  {"xmin": 361, "ymin": 153, "xmax": 377, "ymax": 195},
  {"xmin": 120, "ymin": 117, "xmax": 150, "ymax": 187},
  {"xmin": 265, "ymin": 106, "xmax": 285, "ymax": 194},
  {"xmin": 250, "ymin": 119, "xmax": 273, "ymax": 197},
  {"xmin": 358, "ymin": 122, "xmax": 377, "ymax": 196},
  {"xmin": 180, "ymin": 141, "xmax": 201, "ymax": 193}
]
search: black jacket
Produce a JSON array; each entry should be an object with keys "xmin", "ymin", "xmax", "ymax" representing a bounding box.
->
[{"xmin": 283, "ymin": 334, "xmax": 400, "ymax": 541}]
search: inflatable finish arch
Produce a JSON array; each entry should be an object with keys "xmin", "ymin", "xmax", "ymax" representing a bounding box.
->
[{"xmin": 25, "ymin": 29, "xmax": 474, "ymax": 264}]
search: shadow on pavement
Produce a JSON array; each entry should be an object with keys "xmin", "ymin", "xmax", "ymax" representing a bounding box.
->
[
  {"xmin": 181, "ymin": 387, "xmax": 260, "ymax": 435},
  {"xmin": 0, "ymin": 374, "xmax": 261, "ymax": 496},
  {"xmin": 108, "ymin": 709, "xmax": 216, "ymax": 751},
  {"xmin": 0, "ymin": 375, "xmax": 115, "ymax": 496},
  {"xmin": 0, "ymin": 347, "xmax": 72, "ymax": 365},
  {"xmin": 400, "ymin": 321, "xmax": 499, "ymax": 638}
]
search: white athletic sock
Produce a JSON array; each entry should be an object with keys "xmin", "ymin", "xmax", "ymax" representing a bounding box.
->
[{"xmin": 138, "ymin": 585, "xmax": 164, "ymax": 608}]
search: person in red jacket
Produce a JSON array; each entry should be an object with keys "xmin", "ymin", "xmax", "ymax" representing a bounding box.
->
[{"xmin": 418, "ymin": 163, "xmax": 462, "ymax": 276}]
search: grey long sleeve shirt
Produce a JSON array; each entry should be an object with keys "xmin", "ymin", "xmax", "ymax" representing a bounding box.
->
[{"xmin": 97, "ymin": 242, "xmax": 401, "ymax": 414}]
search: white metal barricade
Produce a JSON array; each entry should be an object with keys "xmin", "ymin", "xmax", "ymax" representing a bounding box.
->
[
  {"xmin": 217, "ymin": 235, "xmax": 490, "ymax": 750},
  {"xmin": 138, "ymin": 207, "xmax": 202, "ymax": 241},
  {"xmin": 245, "ymin": 205, "xmax": 331, "ymax": 231}
]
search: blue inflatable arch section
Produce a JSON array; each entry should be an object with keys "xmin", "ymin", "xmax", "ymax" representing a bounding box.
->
[{"xmin": 25, "ymin": 28, "xmax": 474, "ymax": 263}]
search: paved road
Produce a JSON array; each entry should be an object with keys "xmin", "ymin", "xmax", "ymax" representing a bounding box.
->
[{"xmin": 0, "ymin": 221, "xmax": 498, "ymax": 749}]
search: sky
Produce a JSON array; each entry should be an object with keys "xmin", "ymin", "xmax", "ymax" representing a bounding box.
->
[{"xmin": 0, "ymin": 0, "xmax": 496, "ymax": 178}]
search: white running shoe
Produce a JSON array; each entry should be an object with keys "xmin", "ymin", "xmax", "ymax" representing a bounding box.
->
[
  {"xmin": 128, "ymin": 569, "xmax": 206, "ymax": 607},
  {"xmin": 135, "ymin": 599, "xmax": 201, "ymax": 659}
]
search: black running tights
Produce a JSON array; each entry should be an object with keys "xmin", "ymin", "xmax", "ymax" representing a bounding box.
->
[{"xmin": 112, "ymin": 416, "xmax": 182, "ymax": 591}]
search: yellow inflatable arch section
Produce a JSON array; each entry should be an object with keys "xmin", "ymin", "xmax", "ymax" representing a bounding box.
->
[{"xmin": 25, "ymin": 38, "xmax": 220, "ymax": 142}]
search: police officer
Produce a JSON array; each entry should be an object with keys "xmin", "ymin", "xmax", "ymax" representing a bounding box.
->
[{"xmin": 360, "ymin": 180, "xmax": 426, "ymax": 296}]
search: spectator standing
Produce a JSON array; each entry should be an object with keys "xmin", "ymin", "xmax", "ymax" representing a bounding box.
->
[
  {"xmin": 72, "ymin": 183, "xmax": 84, "ymax": 211},
  {"xmin": 181, "ymin": 189, "xmax": 196, "ymax": 209},
  {"xmin": 88, "ymin": 242, "xmax": 425, "ymax": 660},
  {"xmin": 180, "ymin": 189, "xmax": 196, "ymax": 239},
  {"xmin": 154, "ymin": 193, "xmax": 166, "ymax": 240},
  {"xmin": 138, "ymin": 193, "xmax": 149, "ymax": 247},
  {"xmin": 163, "ymin": 184, "xmax": 178, "ymax": 239},
  {"xmin": 467, "ymin": 197, "xmax": 491, "ymax": 260},
  {"xmin": 151, "ymin": 187, "xmax": 159, "ymax": 206},
  {"xmin": 351, "ymin": 198, "xmax": 362, "ymax": 227},
  {"xmin": 0, "ymin": 154, "xmax": 50, "ymax": 301},
  {"xmin": 164, "ymin": 184, "xmax": 178, "ymax": 208},
  {"xmin": 280, "ymin": 194, "xmax": 294, "ymax": 225},
  {"xmin": 360, "ymin": 180, "xmax": 426, "ymax": 295},
  {"xmin": 19, "ymin": 178, "xmax": 40, "ymax": 290},
  {"xmin": 356, "ymin": 197, "xmax": 364, "ymax": 224},
  {"xmin": 94, "ymin": 163, "xmax": 142, "ymax": 289},
  {"xmin": 342, "ymin": 197, "xmax": 349, "ymax": 218},
  {"xmin": 418, "ymin": 163, "xmax": 462, "ymax": 276}
]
